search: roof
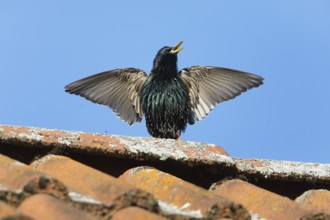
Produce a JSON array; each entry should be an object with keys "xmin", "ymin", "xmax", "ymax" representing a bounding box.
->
[{"xmin": 0, "ymin": 125, "xmax": 329, "ymax": 220}]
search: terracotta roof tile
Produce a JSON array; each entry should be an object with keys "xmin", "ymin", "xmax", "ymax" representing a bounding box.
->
[
  {"xmin": 119, "ymin": 166, "xmax": 250, "ymax": 219},
  {"xmin": 0, "ymin": 154, "xmax": 164, "ymax": 219},
  {"xmin": 1, "ymin": 125, "xmax": 330, "ymax": 219},
  {"xmin": 211, "ymin": 179, "xmax": 311, "ymax": 219},
  {"xmin": 112, "ymin": 207, "xmax": 167, "ymax": 220},
  {"xmin": 296, "ymin": 189, "xmax": 330, "ymax": 215},
  {"xmin": 233, "ymin": 158, "xmax": 330, "ymax": 199},
  {"xmin": 234, "ymin": 158, "xmax": 330, "ymax": 183},
  {"xmin": 0, "ymin": 125, "xmax": 229, "ymax": 164},
  {"xmin": 0, "ymin": 154, "xmax": 44, "ymax": 193},
  {"xmin": 18, "ymin": 194, "xmax": 98, "ymax": 220},
  {"xmin": 0, "ymin": 201, "xmax": 32, "ymax": 220},
  {"xmin": 0, "ymin": 201, "xmax": 16, "ymax": 218},
  {"xmin": 31, "ymin": 155, "xmax": 139, "ymax": 205},
  {"xmin": 0, "ymin": 154, "xmax": 68, "ymax": 208},
  {"xmin": 30, "ymin": 155, "xmax": 159, "ymax": 216}
]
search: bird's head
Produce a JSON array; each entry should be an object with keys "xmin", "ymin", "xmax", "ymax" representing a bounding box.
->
[{"xmin": 152, "ymin": 41, "xmax": 183, "ymax": 72}]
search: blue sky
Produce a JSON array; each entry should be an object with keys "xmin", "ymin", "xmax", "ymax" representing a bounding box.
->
[{"xmin": 1, "ymin": 1, "xmax": 329, "ymax": 163}]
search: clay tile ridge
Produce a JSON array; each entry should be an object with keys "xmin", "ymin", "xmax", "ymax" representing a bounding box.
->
[
  {"xmin": 234, "ymin": 158, "xmax": 330, "ymax": 184},
  {"xmin": 1, "ymin": 125, "xmax": 330, "ymax": 186},
  {"xmin": 0, "ymin": 125, "xmax": 231, "ymax": 166}
]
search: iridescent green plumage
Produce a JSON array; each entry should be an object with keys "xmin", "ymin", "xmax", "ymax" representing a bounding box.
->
[{"xmin": 141, "ymin": 59, "xmax": 191, "ymax": 138}]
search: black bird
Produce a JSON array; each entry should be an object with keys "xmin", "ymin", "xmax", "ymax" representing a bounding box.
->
[{"xmin": 65, "ymin": 41, "xmax": 263, "ymax": 139}]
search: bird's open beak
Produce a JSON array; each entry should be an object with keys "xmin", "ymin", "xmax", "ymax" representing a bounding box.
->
[{"xmin": 171, "ymin": 41, "xmax": 183, "ymax": 54}]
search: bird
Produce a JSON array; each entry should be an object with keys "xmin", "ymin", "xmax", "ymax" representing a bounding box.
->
[{"xmin": 65, "ymin": 41, "xmax": 263, "ymax": 139}]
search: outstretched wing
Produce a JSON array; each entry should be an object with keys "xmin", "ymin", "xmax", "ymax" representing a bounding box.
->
[
  {"xmin": 180, "ymin": 66, "xmax": 264, "ymax": 124},
  {"xmin": 65, "ymin": 68, "xmax": 148, "ymax": 125}
]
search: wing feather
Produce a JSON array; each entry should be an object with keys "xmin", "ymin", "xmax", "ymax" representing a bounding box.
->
[
  {"xmin": 65, "ymin": 68, "xmax": 148, "ymax": 125},
  {"xmin": 181, "ymin": 66, "xmax": 263, "ymax": 123}
]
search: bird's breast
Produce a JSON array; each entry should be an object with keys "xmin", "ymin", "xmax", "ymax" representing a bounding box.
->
[{"xmin": 141, "ymin": 76, "xmax": 190, "ymax": 114}]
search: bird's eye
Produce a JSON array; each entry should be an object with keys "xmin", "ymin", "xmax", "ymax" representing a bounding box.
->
[{"xmin": 166, "ymin": 48, "xmax": 172, "ymax": 53}]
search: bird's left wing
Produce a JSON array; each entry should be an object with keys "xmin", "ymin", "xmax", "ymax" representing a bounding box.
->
[
  {"xmin": 65, "ymin": 68, "xmax": 148, "ymax": 125},
  {"xmin": 180, "ymin": 66, "xmax": 264, "ymax": 124}
]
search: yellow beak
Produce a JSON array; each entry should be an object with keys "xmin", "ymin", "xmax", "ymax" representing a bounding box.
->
[{"xmin": 171, "ymin": 41, "xmax": 183, "ymax": 54}]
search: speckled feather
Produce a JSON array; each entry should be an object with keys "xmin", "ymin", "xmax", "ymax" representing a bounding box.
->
[
  {"xmin": 65, "ymin": 42, "xmax": 264, "ymax": 139},
  {"xmin": 141, "ymin": 71, "xmax": 191, "ymax": 138}
]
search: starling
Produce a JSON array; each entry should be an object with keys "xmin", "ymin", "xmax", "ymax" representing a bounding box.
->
[{"xmin": 65, "ymin": 41, "xmax": 263, "ymax": 139}]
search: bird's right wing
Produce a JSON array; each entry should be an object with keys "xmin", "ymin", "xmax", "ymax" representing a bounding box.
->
[
  {"xmin": 180, "ymin": 66, "xmax": 264, "ymax": 124},
  {"xmin": 65, "ymin": 68, "xmax": 148, "ymax": 125}
]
